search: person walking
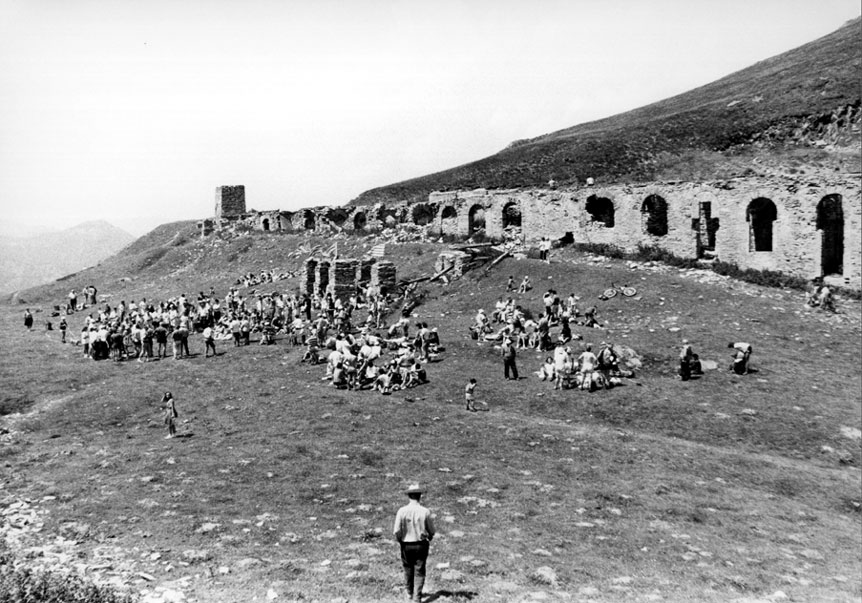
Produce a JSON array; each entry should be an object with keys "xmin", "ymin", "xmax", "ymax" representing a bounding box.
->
[
  {"xmin": 161, "ymin": 392, "xmax": 178, "ymax": 439},
  {"xmin": 502, "ymin": 337, "xmax": 519, "ymax": 380},
  {"xmin": 393, "ymin": 483, "xmax": 436, "ymax": 602},
  {"xmin": 24, "ymin": 309, "xmax": 33, "ymax": 330},
  {"xmin": 203, "ymin": 325, "xmax": 217, "ymax": 358}
]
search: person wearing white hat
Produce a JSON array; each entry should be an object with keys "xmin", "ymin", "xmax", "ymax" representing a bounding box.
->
[{"xmin": 393, "ymin": 484, "xmax": 436, "ymax": 602}]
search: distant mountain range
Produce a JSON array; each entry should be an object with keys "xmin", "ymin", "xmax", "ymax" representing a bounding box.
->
[
  {"xmin": 351, "ymin": 17, "xmax": 861, "ymax": 206},
  {"xmin": 0, "ymin": 220, "xmax": 135, "ymax": 294}
]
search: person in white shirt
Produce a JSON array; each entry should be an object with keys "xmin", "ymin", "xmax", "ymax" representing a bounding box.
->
[
  {"xmin": 578, "ymin": 344, "xmax": 598, "ymax": 391},
  {"xmin": 393, "ymin": 484, "xmax": 436, "ymax": 602},
  {"xmin": 203, "ymin": 325, "xmax": 216, "ymax": 358}
]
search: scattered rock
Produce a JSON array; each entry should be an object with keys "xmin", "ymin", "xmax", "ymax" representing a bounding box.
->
[
  {"xmin": 194, "ymin": 522, "xmax": 220, "ymax": 534},
  {"xmin": 840, "ymin": 426, "xmax": 862, "ymax": 440},
  {"xmin": 531, "ymin": 566, "xmax": 558, "ymax": 586},
  {"xmin": 181, "ymin": 549, "xmax": 212, "ymax": 563},
  {"xmin": 441, "ymin": 569, "xmax": 465, "ymax": 581}
]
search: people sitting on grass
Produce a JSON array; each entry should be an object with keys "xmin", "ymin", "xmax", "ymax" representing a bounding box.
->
[{"xmin": 729, "ymin": 342, "xmax": 753, "ymax": 375}]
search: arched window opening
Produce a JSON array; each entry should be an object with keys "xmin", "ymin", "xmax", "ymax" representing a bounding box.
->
[
  {"xmin": 303, "ymin": 211, "xmax": 316, "ymax": 231},
  {"xmin": 262, "ymin": 218, "xmax": 270, "ymax": 231},
  {"xmin": 585, "ymin": 195, "xmax": 615, "ymax": 228},
  {"xmin": 412, "ymin": 204, "xmax": 435, "ymax": 226},
  {"xmin": 642, "ymin": 195, "xmax": 668, "ymax": 236},
  {"xmin": 328, "ymin": 209, "xmax": 348, "ymax": 227},
  {"xmin": 502, "ymin": 202, "xmax": 522, "ymax": 229},
  {"xmin": 746, "ymin": 198, "xmax": 776, "ymax": 252},
  {"xmin": 817, "ymin": 194, "xmax": 843, "ymax": 275},
  {"xmin": 468, "ymin": 205, "xmax": 486, "ymax": 235},
  {"xmin": 353, "ymin": 212, "xmax": 367, "ymax": 231}
]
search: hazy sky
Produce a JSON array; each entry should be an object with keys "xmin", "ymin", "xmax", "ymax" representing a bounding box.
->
[{"xmin": 0, "ymin": 0, "xmax": 858, "ymax": 236}]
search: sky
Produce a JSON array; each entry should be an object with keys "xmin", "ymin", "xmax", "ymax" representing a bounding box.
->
[{"xmin": 0, "ymin": 0, "xmax": 859, "ymax": 236}]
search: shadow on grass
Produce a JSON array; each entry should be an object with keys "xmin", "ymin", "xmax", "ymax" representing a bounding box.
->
[{"xmin": 424, "ymin": 590, "xmax": 479, "ymax": 602}]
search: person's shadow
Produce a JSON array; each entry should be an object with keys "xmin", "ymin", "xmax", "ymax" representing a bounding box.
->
[{"xmin": 424, "ymin": 590, "xmax": 478, "ymax": 602}]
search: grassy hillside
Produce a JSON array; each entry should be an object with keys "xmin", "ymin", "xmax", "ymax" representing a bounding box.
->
[
  {"xmin": 0, "ymin": 230, "xmax": 859, "ymax": 602},
  {"xmin": 352, "ymin": 18, "xmax": 862, "ymax": 206}
]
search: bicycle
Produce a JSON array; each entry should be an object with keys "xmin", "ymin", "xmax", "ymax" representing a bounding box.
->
[{"xmin": 599, "ymin": 282, "xmax": 637, "ymax": 300}]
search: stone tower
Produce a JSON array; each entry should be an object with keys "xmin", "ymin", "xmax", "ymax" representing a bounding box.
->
[{"xmin": 215, "ymin": 185, "xmax": 246, "ymax": 219}]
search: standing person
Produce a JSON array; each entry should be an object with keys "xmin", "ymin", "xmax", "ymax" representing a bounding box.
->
[
  {"xmin": 68, "ymin": 290, "xmax": 78, "ymax": 312},
  {"xmin": 679, "ymin": 339, "xmax": 694, "ymax": 381},
  {"xmin": 140, "ymin": 325, "xmax": 154, "ymax": 363},
  {"xmin": 203, "ymin": 325, "xmax": 217, "ymax": 357},
  {"xmin": 502, "ymin": 337, "xmax": 519, "ymax": 380},
  {"xmin": 393, "ymin": 484, "xmax": 436, "ymax": 603},
  {"xmin": 506, "ymin": 275, "xmax": 515, "ymax": 292},
  {"xmin": 465, "ymin": 378, "xmax": 477, "ymax": 411},
  {"xmin": 172, "ymin": 327, "xmax": 183, "ymax": 360},
  {"xmin": 154, "ymin": 323, "xmax": 169, "ymax": 359},
  {"xmin": 80, "ymin": 327, "xmax": 90, "ymax": 358},
  {"xmin": 59, "ymin": 317, "xmax": 67, "ymax": 343},
  {"xmin": 161, "ymin": 392, "xmax": 178, "ymax": 439},
  {"xmin": 578, "ymin": 344, "xmax": 597, "ymax": 391},
  {"xmin": 24, "ymin": 309, "xmax": 33, "ymax": 330}
]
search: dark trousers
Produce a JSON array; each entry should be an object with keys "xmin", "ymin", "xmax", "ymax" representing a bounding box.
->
[
  {"xmin": 504, "ymin": 357, "xmax": 519, "ymax": 380},
  {"xmin": 400, "ymin": 541, "xmax": 429, "ymax": 598}
]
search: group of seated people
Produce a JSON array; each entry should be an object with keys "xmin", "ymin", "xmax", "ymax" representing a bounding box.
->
[
  {"xmin": 304, "ymin": 325, "xmax": 441, "ymax": 394},
  {"xmin": 536, "ymin": 342, "xmax": 630, "ymax": 391},
  {"xmin": 471, "ymin": 297, "xmax": 602, "ymax": 352},
  {"xmin": 235, "ymin": 269, "xmax": 294, "ymax": 288}
]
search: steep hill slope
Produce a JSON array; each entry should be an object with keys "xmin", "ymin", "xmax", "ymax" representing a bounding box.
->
[
  {"xmin": 0, "ymin": 220, "xmax": 135, "ymax": 294},
  {"xmin": 352, "ymin": 18, "xmax": 861, "ymax": 206}
]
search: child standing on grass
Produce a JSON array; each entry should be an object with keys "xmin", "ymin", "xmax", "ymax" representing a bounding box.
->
[
  {"xmin": 162, "ymin": 392, "xmax": 178, "ymax": 439},
  {"xmin": 465, "ymin": 378, "xmax": 477, "ymax": 411}
]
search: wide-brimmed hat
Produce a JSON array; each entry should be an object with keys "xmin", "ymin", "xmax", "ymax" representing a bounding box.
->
[{"xmin": 404, "ymin": 483, "xmax": 426, "ymax": 495}]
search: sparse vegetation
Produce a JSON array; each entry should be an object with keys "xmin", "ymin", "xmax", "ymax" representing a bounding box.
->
[
  {"xmin": 0, "ymin": 542, "xmax": 134, "ymax": 603},
  {"xmin": 0, "ymin": 230, "xmax": 858, "ymax": 602},
  {"xmin": 351, "ymin": 20, "xmax": 861, "ymax": 206}
]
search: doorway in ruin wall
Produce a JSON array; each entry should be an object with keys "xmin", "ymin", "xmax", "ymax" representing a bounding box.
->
[
  {"xmin": 262, "ymin": 218, "xmax": 270, "ymax": 231},
  {"xmin": 468, "ymin": 205, "xmax": 486, "ymax": 236},
  {"xmin": 817, "ymin": 194, "xmax": 843, "ymax": 276},
  {"xmin": 642, "ymin": 195, "xmax": 668, "ymax": 236},
  {"xmin": 412, "ymin": 205, "xmax": 435, "ymax": 226},
  {"xmin": 303, "ymin": 211, "xmax": 316, "ymax": 230},
  {"xmin": 353, "ymin": 212, "xmax": 367, "ymax": 231},
  {"xmin": 502, "ymin": 202, "xmax": 522, "ymax": 229},
  {"xmin": 694, "ymin": 202, "xmax": 719, "ymax": 259},
  {"xmin": 747, "ymin": 198, "xmax": 776, "ymax": 252}
]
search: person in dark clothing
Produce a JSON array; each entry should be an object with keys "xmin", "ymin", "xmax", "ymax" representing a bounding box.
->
[{"xmin": 501, "ymin": 337, "xmax": 519, "ymax": 380}]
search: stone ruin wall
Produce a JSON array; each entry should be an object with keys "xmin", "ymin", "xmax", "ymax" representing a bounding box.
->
[{"xmin": 202, "ymin": 175, "xmax": 861, "ymax": 290}]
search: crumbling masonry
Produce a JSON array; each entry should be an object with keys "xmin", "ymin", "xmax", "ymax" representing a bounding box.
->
[{"xmin": 199, "ymin": 174, "xmax": 862, "ymax": 289}]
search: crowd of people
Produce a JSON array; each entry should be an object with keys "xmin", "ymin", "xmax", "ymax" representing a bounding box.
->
[{"xmin": 29, "ymin": 282, "xmax": 445, "ymax": 399}]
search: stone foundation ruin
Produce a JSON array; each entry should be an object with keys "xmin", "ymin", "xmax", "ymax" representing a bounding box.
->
[{"xmin": 199, "ymin": 173, "xmax": 861, "ymax": 289}]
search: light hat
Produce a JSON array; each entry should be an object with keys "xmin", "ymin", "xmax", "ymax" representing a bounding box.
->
[{"xmin": 404, "ymin": 483, "xmax": 426, "ymax": 495}]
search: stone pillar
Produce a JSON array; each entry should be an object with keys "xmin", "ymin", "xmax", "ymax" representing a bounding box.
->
[
  {"xmin": 371, "ymin": 260, "xmax": 397, "ymax": 296},
  {"xmin": 303, "ymin": 258, "xmax": 318, "ymax": 295},
  {"xmin": 330, "ymin": 259, "xmax": 360, "ymax": 302}
]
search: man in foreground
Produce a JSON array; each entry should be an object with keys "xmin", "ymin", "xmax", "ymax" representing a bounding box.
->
[{"xmin": 393, "ymin": 484, "xmax": 436, "ymax": 602}]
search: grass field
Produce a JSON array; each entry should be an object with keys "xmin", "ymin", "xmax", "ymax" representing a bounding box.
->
[{"xmin": 1, "ymin": 234, "xmax": 860, "ymax": 602}]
